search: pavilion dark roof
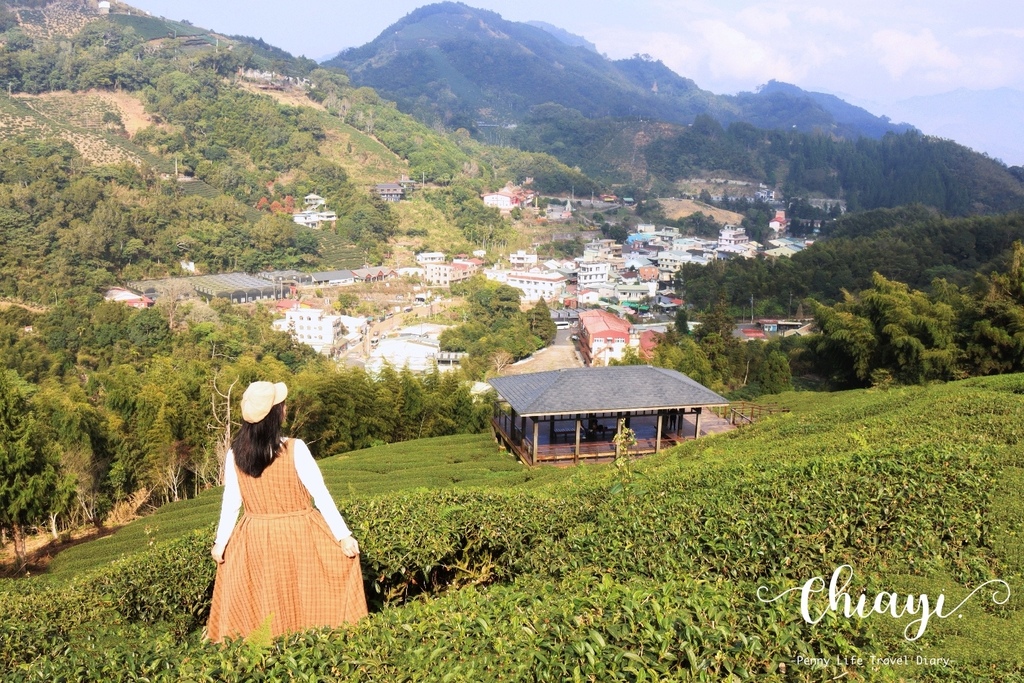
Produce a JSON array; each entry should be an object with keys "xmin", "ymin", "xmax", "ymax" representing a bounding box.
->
[{"xmin": 489, "ymin": 366, "xmax": 728, "ymax": 416}]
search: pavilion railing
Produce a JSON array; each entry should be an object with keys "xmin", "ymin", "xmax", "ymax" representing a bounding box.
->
[{"xmin": 709, "ymin": 401, "xmax": 789, "ymax": 426}]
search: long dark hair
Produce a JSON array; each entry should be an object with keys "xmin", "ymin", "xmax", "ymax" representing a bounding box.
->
[{"xmin": 232, "ymin": 402, "xmax": 285, "ymax": 478}]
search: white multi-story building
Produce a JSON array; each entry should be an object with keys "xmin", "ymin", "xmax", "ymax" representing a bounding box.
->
[
  {"xmin": 508, "ymin": 250, "xmax": 539, "ymax": 270},
  {"xmin": 274, "ymin": 304, "xmax": 344, "ymax": 356},
  {"xmin": 416, "ymin": 251, "xmax": 446, "ymax": 265},
  {"xmin": 292, "ymin": 193, "xmax": 337, "ymax": 229},
  {"xmin": 425, "ymin": 262, "xmax": 476, "ymax": 287},
  {"xmin": 506, "ymin": 270, "xmax": 567, "ymax": 302},
  {"xmin": 718, "ymin": 225, "xmax": 750, "ymax": 248},
  {"xmin": 577, "ymin": 261, "xmax": 611, "ymax": 288}
]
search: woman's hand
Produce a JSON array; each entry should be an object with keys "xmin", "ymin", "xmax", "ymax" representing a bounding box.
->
[
  {"xmin": 339, "ymin": 536, "xmax": 360, "ymax": 558},
  {"xmin": 211, "ymin": 543, "xmax": 226, "ymax": 564}
]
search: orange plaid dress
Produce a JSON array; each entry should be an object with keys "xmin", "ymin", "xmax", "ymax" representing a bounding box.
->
[{"xmin": 207, "ymin": 439, "xmax": 367, "ymax": 642}]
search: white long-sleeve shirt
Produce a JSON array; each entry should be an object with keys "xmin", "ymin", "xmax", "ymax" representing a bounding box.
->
[{"xmin": 214, "ymin": 438, "xmax": 352, "ymax": 548}]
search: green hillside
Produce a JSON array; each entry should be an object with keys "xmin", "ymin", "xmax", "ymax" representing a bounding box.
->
[{"xmin": 3, "ymin": 376, "xmax": 1023, "ymax": 679}]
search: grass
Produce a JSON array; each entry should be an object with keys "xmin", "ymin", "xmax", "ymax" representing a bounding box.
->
[
  {"xmin": 45, "ymin": 433, "xmax": 569, "ymax": 578},
  {"xmin": 315, "ymin": 110, "xmax": 407, "ymax": 187}
]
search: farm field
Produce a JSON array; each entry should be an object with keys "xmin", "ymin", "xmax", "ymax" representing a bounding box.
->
[
  {"xmin": 2, "ymin": 376, "xmax": 1023, "ymax": 680},
  {"xmin": 657, "ymin": 197, "xmax": 747, "ymax": 224}
]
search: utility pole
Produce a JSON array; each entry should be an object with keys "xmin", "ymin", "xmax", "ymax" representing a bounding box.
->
[{"xmin": 750, "ymin": 295, "xmax": 754, "ymax": 323}]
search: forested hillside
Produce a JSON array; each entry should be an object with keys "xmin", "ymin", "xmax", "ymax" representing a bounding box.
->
[
  {"xmin": 317, "ymin": 1, "xmax": 1024, "ymax": 214},
  {"xmin": 327, "ymin": 2, "xmax": 908, "ymax": 140},
  {"xmin": 514, "ymin": 108, "xmax": 1024, "ymax": 214},
  {"xmin": 0, "ymin": 2, "xmax": 598, "ymax": 298}
]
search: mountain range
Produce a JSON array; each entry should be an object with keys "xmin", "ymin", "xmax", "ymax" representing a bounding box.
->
[{"xmin": 325, "ymin": 2, "xmax": 913, "ymax": 141}]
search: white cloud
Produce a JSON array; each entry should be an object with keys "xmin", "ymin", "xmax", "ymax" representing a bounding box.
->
[
  {"xmin": 958, "ymin": 27, "xmax": 1024, "ymax": 39},
  {"xmin": 737, "ymin": 5, "xmax": 792, "ymax": 34},
  {"xmin": 800, "ymin": 6, "xmax": 860, "ymax": 29},
  {"xmin": 870, "ymin": 29, "xmax": 961, "ymax": 79}
]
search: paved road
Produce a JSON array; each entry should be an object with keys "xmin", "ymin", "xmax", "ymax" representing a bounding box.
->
[{"xmin": 504, "ymin": 326, "xmax": 584, "ymax": 375}]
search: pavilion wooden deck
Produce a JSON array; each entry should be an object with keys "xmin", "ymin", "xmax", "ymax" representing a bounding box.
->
[{"xmin": 491, "ymin": 412, "xmax": 732, "ymax": 467}]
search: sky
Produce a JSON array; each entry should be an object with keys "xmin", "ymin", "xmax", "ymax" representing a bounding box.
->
[{"xmin": 127, "ymin": 0, "xmax": 1024, "ymax": 160}]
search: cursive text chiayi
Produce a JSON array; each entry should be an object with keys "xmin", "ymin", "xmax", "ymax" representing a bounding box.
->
[{"xmin": 757, "ymin": 564, "xmax": 1011, "ymax": 641}]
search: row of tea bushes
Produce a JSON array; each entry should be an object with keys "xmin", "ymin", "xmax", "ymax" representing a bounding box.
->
[
  {"xmin": 3, "ymin": 375, "xmax": 1024, "ymax": 679},
  {"xmin": 9, "ymin": 573, "xmax": 871, "ymax": 681}
]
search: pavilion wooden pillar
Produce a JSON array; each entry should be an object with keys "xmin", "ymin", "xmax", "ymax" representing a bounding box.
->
[
  {"xmin": 693, "ymin": 407, "xmax": 702, "ymax": 439},
  {"xmin": 574, "ymin": 417, "xmax": 581, "ymax": 464},
  {"xmin": 533, "ymin": 420, "xmax": 539, "ymax": 463},
  {"xmin": 614, "ymin": 417, "xmax": 621, "ymax": 457},
  {"xmin": 655, "ymin": 413, "xmax": 663, "ymax": 452}
]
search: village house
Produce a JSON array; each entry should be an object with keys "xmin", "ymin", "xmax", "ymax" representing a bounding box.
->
[
  {"xmin": 718, "ymin": 225, "xmax": 750, "ymax": 248},
  {"xmin": 292, "ymin": 193, "xmax": 338, "ymax": 229},
  {"xmin": 615, "ymin": 282, "xmax": 656, "ymax": 303},
  {"xmin": 425, "ymin": 261, "xmax": 477, "ymax": 287},
  {"xmin": 372, "ymin": 183, "xmax": 405, "ymax": 203},
  {"xmin": 351, "ymin": 266, "xmax": 397, "ymax": 282},
  {"xmin": 578, "ymin": 309, "xmax": 637, "ymax": 366},
  {"xmin": 769, "ymin": 210, "xmax": 789, "ymax": 235},
  {"xmin": 273, "ymin": 302, "xmax": 345, "ymax": 357},
  {"xmin": 583, "ymin": 239, "xmax": 623, "ymax": 262},
  {"xmin": 103, "ymin": 287, "xmax": 153, "ymax": 309},
  {"xmin": 577, "ymin": 260, "xmax": 611, "ymax": 288},
  {"xmin": 508, "ymin": 250, "xmax": 539, "ymax": 270},
  {"xmin": 506, "ymin": 270, "xmax": 567, "ymax": 302},
  {"xmin": 310, "ymin": 270, "xmax": 356, "ymax": 286},
  {"xmin": 415, "ymin": 251, "xmax": 446, "ymax": 265},
  {"xmin": 576, "ymin": 288, "xmax": 602, "ymax": 306}
]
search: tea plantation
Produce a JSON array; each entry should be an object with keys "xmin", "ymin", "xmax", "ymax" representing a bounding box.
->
[{"xmin": 2, "ymin": 376, "xmax": 1024, "ymax": 681}]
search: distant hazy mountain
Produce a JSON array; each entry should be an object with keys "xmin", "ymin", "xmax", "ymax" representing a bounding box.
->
[
  {"xmin": 526, "ymin": 21, "xmax": 598, "ymax": 53},
  {"xmin": 883, "ymin": 88, "xmax": 1024, "ymax": 167},
  {"xmin": 324, "ymin": 2, "xmax": 907, "ymax": 140}
]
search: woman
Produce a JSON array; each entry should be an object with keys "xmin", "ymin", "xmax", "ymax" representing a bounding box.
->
[{"xmin": 207, "ymin": 380, "xmax": 367, "ymax": 643}]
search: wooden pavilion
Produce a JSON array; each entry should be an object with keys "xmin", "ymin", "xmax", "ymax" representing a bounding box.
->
[{"xmin": 489, "ymin": 366, "xmax": 730, "ymax": 466}]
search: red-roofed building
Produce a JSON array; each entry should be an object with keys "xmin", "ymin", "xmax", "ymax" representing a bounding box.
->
[
  {"xmin": 579, "ymin": 309, "xmax": 636, "ymax": 366},
  {"xmin": 426, "ymin": 261, "xmax": 477, "ymax": 287},
  {"xmin": 352, "ymin": 266, "xmax": 396, "ymax": 282},
  {"xmin": 639, "ymin": 329, "xmax": 662, "ymax": 360},
  {"xmin": 769, "ymin": 210, "xmax": 789, "ymax": 234}
]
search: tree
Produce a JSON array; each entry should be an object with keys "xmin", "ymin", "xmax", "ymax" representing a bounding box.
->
[
  {"xmin": 962, "ymin": 241, "xmax": 1024, "ymax": 375},
  {"xmin": 0, "ymin": 371, "xmax": 58, "ymax": 569},
  {"xmin": 757, "ymin": 350, "xmax": 792, "ymax": 395},
  {"xmin": 674, "ymin": 306, "xmax": 690, "ymax": 335},
  {"xmin": 526, "ymin": 299, "xmax": 557, "ymax": 345},
  {"xmin": 810, "ymin": 273, "xmax": 957, "ymax": 387},
  {"xmin": 489, "ymin": 349, "xmax": 515, "ymax": 376}
]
